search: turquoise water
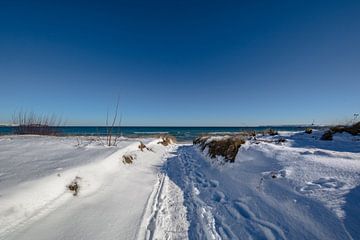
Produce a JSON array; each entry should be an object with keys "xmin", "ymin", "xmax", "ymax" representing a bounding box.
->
[{"xmin": 0, "ymin": 126, "xmax": 311, "ymax": 142}]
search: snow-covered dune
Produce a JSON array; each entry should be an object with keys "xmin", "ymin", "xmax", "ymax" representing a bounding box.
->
[
  {"xmin": 0, "ymin": 136, "xmax": 170, "ymax": 239},
  {"xmin": 1, "ymin": 131, "xmax": 359, "ymax": 240},
  {"xmin": 181, "ymin": 131, "xmax": 360, "ymax": 239},
  {"xmin": 0, "ymin": 135, "xmax": 133, "ymax": 191}
]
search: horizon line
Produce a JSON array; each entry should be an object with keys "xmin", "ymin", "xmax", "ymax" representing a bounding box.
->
[{"xmin": 0, "ymin": 124, "xmax": 322, "ymax": 128}]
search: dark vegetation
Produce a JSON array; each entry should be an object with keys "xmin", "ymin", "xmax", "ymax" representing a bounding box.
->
[
  {"xmin": 330, "ymin": 122, "xmax": 360, "ymax": 136},
  {"xmin": 194, "ymin": 136, "xmax": 246, "ymax": 162},
  {"xmin": 305, "ymin": 128, "xmax": 313, "ymax": 134},
  {"xmin": 138, "ymin": 141, "xmax": 148, "ymax": 151},
  {"xmin": 321, "ymin": 121, "xmax": 360, "ymax": 141},
  {"xmin": 193, "ymin": 129, "xmax": 287, "ymax": 163},
  {"xmin": 138, "ymin": 141, "xmax": 153, "ymax": 152},
  {"xmin": 12, "ymin": 111, "xmax": 62, "ymax": 135},
  {"xmin": 266, "ymin": 129, "xmax": 278, "ymax": 136},
  {"xmin": 122, "ymin": 154, "xmax": 135, "ymax": 164},
  {"xmin": 321, "ymin": 131, "xmax": 333, "ymax": 141},
  {"xmin": 277, "ymin": 137, "xmax": 286, "ymax": 143},
  {"xmin": 252, "ymin": 129, "xmax": 278, "ymax": 136},
  {"xmin": 67, "ymin": 176, "xmax": 81, "ymax": 196},
  {"xmin": 158, "ymin": 135, "xmax": 176, "ymax": 146}
]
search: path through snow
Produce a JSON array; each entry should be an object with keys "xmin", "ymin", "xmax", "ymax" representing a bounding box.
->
[{"xmin": 146, "ymin": 137, "xmax": 358, "ymax": 240}]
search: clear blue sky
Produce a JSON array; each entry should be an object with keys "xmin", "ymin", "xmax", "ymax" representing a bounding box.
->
[{"xmin": 0, "ymin": 0, "xmax": 359, "ymax": 126}]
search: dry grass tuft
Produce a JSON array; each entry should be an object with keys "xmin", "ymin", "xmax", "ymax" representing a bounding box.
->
[
  {"xmin": 67, "ymin": 176, "xmax": 81, "ymax": 196},
  {"xmin": 321, "ymin": 121, "xmax": 360, "ymax": 140},
  {"xmin": 158, "ymin": 135, "xmax": 176, "ymax": 146},
  {"xmin": 267, "ymin": 129, "xmax": 278, "ymax": 136},
  {"xmin": 194, "ymin": 136, "xmax": 245, "ymax": 163},
  {"xmin": 305, "ymin": 128, "xmax": 313, "ymax": 134},
  {"xmin": 193, "ymin": 136, "xmax": 209, "ymax": 150},
  {"xmin": 321, "ymin": 130, "xmax": 333, "ymax": 141},
  {"xmin": 138, "ymin": 141, "xmax": 150, "ymax": 151},
  {"xmin": 330, "ymin": 122, "xmax": 360, "ymax": 136},
  {"xmin": 138, "ymin": 142, "xmax": 154, "ymax": 152},
  {"xmin": 138, "ymin": 141, "xmax": 147, "ymax": 151},
  {"xmin": 258, "ymin": 129, "xmax": 278, "ymax": 136},
  {"xmin": 122, "ymin": 154, "xmax": 136, "ymax": 164},
  {"xmin": 12, "ymin": 111, "xmax": 62, "ymax": 136}
]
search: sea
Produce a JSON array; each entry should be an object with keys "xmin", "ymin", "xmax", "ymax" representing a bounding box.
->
[{"xmin": 0, "ymin": 126, "xmax": 311, "ymax": 142}]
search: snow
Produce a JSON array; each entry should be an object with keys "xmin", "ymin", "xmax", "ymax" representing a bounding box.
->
[
  {"xmin": 139, "ymin": 169, "xmax": 189, "ymax": 239},
  {"xmin": 187, "ymin": 131, "xmax": 359, "ymax": 239},
  {"xmin": 0, "ymin": 135, "xmax": 131, "ymax": 190},
  {"xmin": 0, "ymin": 135, "xmax": 167, "ymax": 239},
  {"xmin": 1, "ymin": 131, "xmax": 359, "ymax": 239}
]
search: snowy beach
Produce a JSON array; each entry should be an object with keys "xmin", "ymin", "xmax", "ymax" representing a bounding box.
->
[
  {"xmin": 0, "ymin": 130, "xmax": 359, "ymax": 240},
  {"xmin": 2, "ymin": 1, "xmax": 359, "ymax": 239}
]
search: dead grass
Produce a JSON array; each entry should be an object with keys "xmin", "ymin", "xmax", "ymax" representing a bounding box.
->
[
  {"xmin": 321, "ymin": 121, "xmax": 360, "ymax": 140},
  {"xmin": 138, "ymin": 142, "xmax": 154, "ymax": 152},
  {"xmin": 158, "ymin": 135, "xmax": 176, "ymax": 146},
  {"xmin": 138, "ymin": 141, "xmax": 146, "ymax": 151},
  {"xmin": 67, "ymin": 176, "xmax": 81, "ymax": 196},
  {"xmin": 138, "ymin": 141, "xmax": 149, "ymax": 151},
  {"xmin": 122, "ymin": 154, "xmax": 136, "ymax": 164},
  {"xmin": 321, "ymin": 130, "xmax": 333, "ymax": 141},
  {"xmin": 330, "ymin": 122, "xmax": 360, "ymax": 136},
  {"xmin": 193, "ymin": 136, "xmax": 209, "ymax": 150},
  {"xmin": 257, "ymin": 129, "xmax": 278, "ymax": 136},
  {"xmin": 267, "ymin": 129, "xmax": 278, "ymax": 136},
  {"xmin": 12, "ymin": 111, "xmax": 62, "ymax": 136},
  {"xmin": 305, "ymin": 128, "xmax": 313, "ymax": 134},
  {"xmin": 194, "ymin": 136, "xmax": 245, "ymax": 163},
  {"xmin": 277, "ymin": 137, "xmax": 286, "ymax": 143}
]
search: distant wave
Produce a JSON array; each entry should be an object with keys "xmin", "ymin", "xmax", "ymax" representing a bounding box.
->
[
  {"xmin": 133, "ymin": 132, "xmax": 169, "ymax": 134},
  {"xmin": 207, "ymin": 132, "xmax": 236, "ymax": 134}
]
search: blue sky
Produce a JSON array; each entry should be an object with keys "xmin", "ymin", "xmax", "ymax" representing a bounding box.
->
[{"xmin": 0, "ymin": 0, "xmax": 359, "ymax": 126}]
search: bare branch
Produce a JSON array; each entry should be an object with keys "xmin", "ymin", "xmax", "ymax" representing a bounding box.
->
[
  {"xmin": 12, "ymin": 110, "xmax": 62, "ymax": 135},
  {"xmin": 105, "ymin": 97, "xmax": 122, "ymax": 146}
]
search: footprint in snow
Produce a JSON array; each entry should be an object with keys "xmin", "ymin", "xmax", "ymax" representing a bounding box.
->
[
  {"xmin": 313, "ymin": 177, "xmax": 345, "ymax": 188},
  {"xmin": 195, "ymin": 176, "xmax": 206, "ymax": 184},
  {"xmin": 195, "ymin": 171, "xmax": 204, "ymax": 178},
  {"xmin": 215, "ymin": 217, "xmax": 239, "ymax": 240},
  {"xmin": 202, "ymin": 182, "xmax": 210, "ymax": 188},
  {"xmin": 300, "ymin": 177, "xmax": 345, "ymax": 193},
  {"xmin": 212, "ymin": 191, "xmax": 226, "ymax": 203},
  {"xmin": 231, "ymin": 200, "xmax": 286, "ymax": 239},
  {"xmin": 262, "ymin": 169, "xmax": 287, "ymax": 179},
  {"xmin": 232, "ymin": 201, "xmax": 254, "ymax": 219},
  {"xmin": 209, "ymin": 179, "xmax": 219, "ymax": 187}
]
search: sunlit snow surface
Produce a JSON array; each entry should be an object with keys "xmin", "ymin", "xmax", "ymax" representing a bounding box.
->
[{"xmin": 0, "ymin": 131, "xmax": 359, "ymax": 240}]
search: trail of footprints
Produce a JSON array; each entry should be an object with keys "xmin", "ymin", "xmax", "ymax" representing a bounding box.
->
[{"xmin": 179, "ymin": 147, "xmax": 286, "ymax": 240}]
